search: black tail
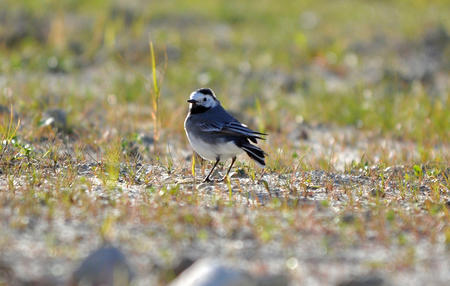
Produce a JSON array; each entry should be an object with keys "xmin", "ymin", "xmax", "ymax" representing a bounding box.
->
[{"xmin": 240, "ymin": 143, "xmax": 266, "ymax": 167}]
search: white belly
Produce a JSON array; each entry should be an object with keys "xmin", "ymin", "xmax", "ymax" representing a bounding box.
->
[{"xmin": 186, "ymin": 132, "xmax": 243, "ymax": 161}]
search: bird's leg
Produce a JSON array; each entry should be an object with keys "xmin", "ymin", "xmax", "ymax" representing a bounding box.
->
[
  {"xmin": 203, "ymin": 158, "xmax": 220, "ymax": 183},
  {"xmin": 220, "ymin": 156, "xmax": 236, "ymax": 182}
]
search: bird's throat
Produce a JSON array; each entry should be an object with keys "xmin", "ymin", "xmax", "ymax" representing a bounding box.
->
[{"xmin": 190, "ymin": 105, "xmax": 211, "ymax": 114}]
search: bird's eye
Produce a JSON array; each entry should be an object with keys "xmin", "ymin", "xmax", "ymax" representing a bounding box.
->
[{"xmin": 203, "ymin": 98, "xmax": 207, "ymax": 102}]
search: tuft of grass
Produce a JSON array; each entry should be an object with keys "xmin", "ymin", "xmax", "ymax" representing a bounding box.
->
[
  {"xmin": 0, "ymin": 106, "xmax": 21, "ymax": 162},
  {"xmin": 103, "ymin": 137, "xmax": 121, "ymax": 188}
]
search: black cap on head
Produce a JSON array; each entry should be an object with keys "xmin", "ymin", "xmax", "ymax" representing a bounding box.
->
[{"xmin": 197, "ymin": 88, "xmax": 216, "ymax": 99}]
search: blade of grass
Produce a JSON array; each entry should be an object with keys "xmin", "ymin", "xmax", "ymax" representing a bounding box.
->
[{"xmin": 149, "ymin": 41, "xmax": 161, "ymax": 142}]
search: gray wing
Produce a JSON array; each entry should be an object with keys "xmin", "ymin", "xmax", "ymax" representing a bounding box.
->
[{"xmin": 196, "ymin": 105, "xmax": 266, "ymax": 142}]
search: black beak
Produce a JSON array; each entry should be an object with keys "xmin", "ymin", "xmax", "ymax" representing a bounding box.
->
[{"xmin": 187, "ymin": 99, "xmax": 196, "ymax": 103}]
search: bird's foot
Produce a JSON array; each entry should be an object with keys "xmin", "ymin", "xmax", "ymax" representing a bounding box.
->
[
  {"xmin": 202, "ymin": 177, "xmax": 213, "ymax": 183},
  {"xmin": 218, "ymin": 175, "xmax": 230, "ymax": 182},
  {"xmin": 203, "ymin": 174, "xmax": 232, "ymax": 183}
]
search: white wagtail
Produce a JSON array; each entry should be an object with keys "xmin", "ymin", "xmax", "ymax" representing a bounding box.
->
[{"xmin": 184, "ymin": 88, "xmax": 267, "ymax": 182}]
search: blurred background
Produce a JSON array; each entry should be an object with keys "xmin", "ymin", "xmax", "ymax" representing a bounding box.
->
[
  {"xmin": 0, "ymin": 1, "xmax": 449, "ymax": 285},
  {"xmin": 1, "ymin": 0, "xmax": 448, "ymax": 147}
]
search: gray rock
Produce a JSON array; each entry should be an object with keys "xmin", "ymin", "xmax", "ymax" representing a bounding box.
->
[
  {"xmin": 169, "ymin": 258, "xmax": 257, "ymax": 286},
  {"xmin": 256, "ymin": 274, "xmax": 289, "ymax": 286},
  {"xmin": 337, "ymin": 274, "xmax": 387, "ymax": 286},
  {"xmin": 70, "ymin": 246, "xmax": 134, "ymax": 286},
  {"xmin": 172, "ymin": 256, "xmax": 196, "ymax": 276}
]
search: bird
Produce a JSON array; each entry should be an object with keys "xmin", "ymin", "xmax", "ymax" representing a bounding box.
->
[{"xmin": 184, "ymin": 88, "xmax": 267, "ymax": 182}]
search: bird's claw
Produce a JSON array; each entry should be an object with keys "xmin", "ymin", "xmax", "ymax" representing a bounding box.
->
[
  {"xmin": 202, "ymin": 177, "xmax": 213, "ymax": 183},
  {"xmin": 202, "ymin": 174, "xmax": 231, "ymax": 183},
  {"xmin": 218, "ymin": 176, "xmax": 229, "ymax": 182}
]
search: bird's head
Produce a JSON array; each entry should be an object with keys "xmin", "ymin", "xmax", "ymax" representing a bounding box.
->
[{"xmin": 187, "ymin": 88, "xmax": 219, "ymax": 111}]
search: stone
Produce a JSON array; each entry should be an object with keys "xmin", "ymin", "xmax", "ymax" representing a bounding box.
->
[
  {"xmin": 169, "ymin": 258, "xmax": 257, "ymax": 286},
  {"xmin": 172, "ymin": 257, "xmax": 196, "ymax": 276},
  {"xmin": 337, "ymin": 274, "xmax": 387, "ymax": 286},
  {"xmin": 69, "ymin": 246, "xmax": 134, "ymax": 286},
  {"xmin": 256, "ymin": 274, "xmax": 289, "ymax": 286}
]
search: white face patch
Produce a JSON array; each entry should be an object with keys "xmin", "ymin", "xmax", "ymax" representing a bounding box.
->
[{"xmin": 189, "ymin": 91, "xmax": 219, "ymax": 108}]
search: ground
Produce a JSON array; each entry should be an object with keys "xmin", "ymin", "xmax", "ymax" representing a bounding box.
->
[{"xmin": 0, "ymin": 0, "xmax": 449, "ymax": 285}]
